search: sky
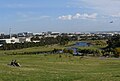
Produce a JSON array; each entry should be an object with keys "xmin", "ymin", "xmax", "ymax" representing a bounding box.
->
[{"xmin": 0, "ymin": 0, "xmax": 120, "ymax": 33}]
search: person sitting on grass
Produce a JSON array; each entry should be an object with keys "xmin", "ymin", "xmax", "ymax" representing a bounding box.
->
[
  {"xmin": 14, "ymin": 60, "xmax": 21, "ymax": 67},
  {"xmin": 10, "ymin": 60, "xmax": 15, "ymax": 66},
  {"xmin": 9, "ymin": 60, "xmax": 21, "ymax": 67}
]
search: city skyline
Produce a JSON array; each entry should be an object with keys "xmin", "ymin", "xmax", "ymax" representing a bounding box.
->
[{"xmin": 0, "ymin": 0, "xmax": 120, "ymax": 33}]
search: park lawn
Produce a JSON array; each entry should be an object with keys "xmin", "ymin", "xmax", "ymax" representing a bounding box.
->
[
  {"xmin": 0, "ymin": 40, "xmax": 106, "ymax": 55},
  {"xmin": 0, "ymin": 54, "xmax": 120, "ymax": 81},
  {"xmin": 0, "ymin": 44, "xmax": 65, "ymax": 55},
  {"xmin": 0, "ymin": 41, "xmax": 78, "ymax": 55}
]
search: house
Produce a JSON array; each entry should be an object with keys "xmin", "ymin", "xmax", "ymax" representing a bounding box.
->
[
  {"xmin": 0, "ymin": 37, "xmax": 19, "ymax": 46},
  {"xmin": 18, "ymin": 37, "xmax": 32, "ymax": 43},
  {"xmin": 0, "ymin": 36, "xmax": 33, "ymax": 46}
]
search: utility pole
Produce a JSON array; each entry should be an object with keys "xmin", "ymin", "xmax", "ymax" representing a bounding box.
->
[{"xmin": 9, "ymin": 28, "xmax": 11, "ymax": 39}]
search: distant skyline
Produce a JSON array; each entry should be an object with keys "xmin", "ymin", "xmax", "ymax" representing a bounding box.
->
[{"xmin": 0, "ymin": 0, "xmax": 120, "ymax": 33}]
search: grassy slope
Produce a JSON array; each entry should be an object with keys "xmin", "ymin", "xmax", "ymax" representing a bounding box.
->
[
  {"xmin": 0, "ymin": 54, "xmax": 120, "ymax": 81},
  {"xmin": 0, "ymin": 45, "xmax": 65, "ymax": 55},
  {"xmin": 0, "ymin": 40, "xmax": 106, "ymax": 55},
  {"xmin": 0, "ymin": 41, "xmax": 78, "ymax": 55}
]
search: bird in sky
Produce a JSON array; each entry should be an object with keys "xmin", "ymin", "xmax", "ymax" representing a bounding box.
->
[{"xmin": 110, "ymin": 21, "xmax": 113, "ymax": 23}]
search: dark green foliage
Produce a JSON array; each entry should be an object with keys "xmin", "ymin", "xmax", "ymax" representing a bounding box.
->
[
  {"xmin": 107, "ymin": 34, "xmax": 120, "ymax": 48},
  {"xmin": 0, "ymin": 35, "xmax": 78, "ymax": 50},
  {"xmin": 105, "ymin": 34, "xmax": 120, "ymax": 57},
  {"xmin": 113, "ymin": 48, "xmax": 120, "ymax": 58},
  {"xmin": 31, "ymin": 36, "xmax": 40, "ymax": 41},
  {"xmin": 52, "ymin": 48, "xmax": 62, "ymax": 54},
  {"xmin": 59, "ymin": 36, "xmax": 70, "ymax": 45},
  {"xmin": 63, "ymin": 49, "xmax": 73, "ymax": 54},
  {"xmin": 78, "ymin": 49, "xmax": 101, "ymax": 56}
]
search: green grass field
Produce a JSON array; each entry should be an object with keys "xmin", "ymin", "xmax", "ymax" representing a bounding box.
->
[
  {"xmin": 0, "ymin": 44, "xmax": 65, "ymax": 55},
  {"xmin": 0, "ymin": 54, "xmax": 120, "ymax": 81},
  {"xmin": 0, "ymin": 41, "xmax": 78, "ymax": 55}
]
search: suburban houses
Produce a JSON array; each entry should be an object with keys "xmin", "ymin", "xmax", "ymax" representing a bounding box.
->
[{"xmin": 0, "ymin": 31, "xmax": 120, "ymax": 46}]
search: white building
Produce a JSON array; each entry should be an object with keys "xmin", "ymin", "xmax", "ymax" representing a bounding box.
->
[
  {"xmin": 0, "ymin": 37, "xmax": 32, "ymax": 46},
  {"xmin": 0, "ymin": 37, "xmax": 19, "ymax": 44},
  {"xmin": 18, "ymin": 37, "xmax": 32, "ymax": 43}
]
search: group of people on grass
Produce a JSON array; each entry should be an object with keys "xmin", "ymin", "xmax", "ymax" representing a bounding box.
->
[{"xmin": 10, "ymin": 60, "xmax": 21, "ymax": 67}]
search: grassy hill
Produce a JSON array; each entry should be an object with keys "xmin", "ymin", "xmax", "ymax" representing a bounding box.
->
[
  {"xmin": 0, "ymin": 54, "xmax": 120, "ymax": 81},
  {"xmin": 0, "ymin": 41, "xmax": 78, "ymax": 55},
  {"xmin": 0, "ymin": 40, "xmax": 119, "ymax": 81},
  {"xmin": 0, "ymin": 44, "xmax": 64, "ymax": 55}
]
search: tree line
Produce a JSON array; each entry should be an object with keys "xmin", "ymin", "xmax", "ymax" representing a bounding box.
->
[
  {"xmin": 0, "ymin": 36, "xmax": 77, "ymax": 50},
  {"xmin": 103, "ymin": 34, "xmax": 120, "ymax": 57}
]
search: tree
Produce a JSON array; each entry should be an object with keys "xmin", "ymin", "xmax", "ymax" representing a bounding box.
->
[{"xmin": 107, "ymin": 34, "xmax": 120, "ymax": 48}]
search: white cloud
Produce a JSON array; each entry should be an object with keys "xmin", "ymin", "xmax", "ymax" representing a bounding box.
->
[
  {"xmin": 58, "ymin": 15, "xmax": 72, "ymax": 20},
  {"xmin": 70, "ymin": 0, "xmax": 120, "ymax": 15},
  {"xmin": 112, "ymin": 13, "xmax": 120, "ymax": 18},
  {"xmin": 58, "ymin": 13, "xmax": 98, "ymax": 20},
  {"xmin": 72, "ymin": 13, "xmax": 81, "ymax": 19}
]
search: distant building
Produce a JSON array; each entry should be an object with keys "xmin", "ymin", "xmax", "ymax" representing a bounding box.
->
[
  {"xmin": 0, "ymin": 37, "xmax": 19, "ymax": 45},
  {"xmin": 0, "ymin": 36, "xmax": 32, "ymax": 46},
  {"xmin": 18, "ymin": 32, "xmax": 33, "ymax": 37},
  {"xmin": 18, "ymin": 37, "xmax": 32, "ymax": 43}
]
